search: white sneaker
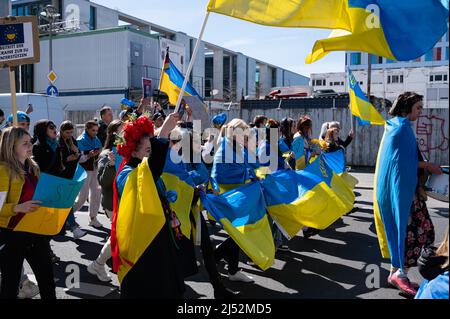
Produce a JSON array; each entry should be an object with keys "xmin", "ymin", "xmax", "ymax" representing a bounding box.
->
[
  {"xmin": 87, "ymin": 260, "xmax": 112, "ymax": 282},
  {"xmin": 89, "ymin": 217, "xmax": 103, "ymax": 228},
  {"xmin": 228, "ymin": 271, "xmax": 254, "ymax": 283},
  {"xmin": 17, "ymin": 279, "xmax": 40, "ymax": 299},
  {"xmin": 72, "ymin": 226, "xmax": 87, "ymax": 239}
]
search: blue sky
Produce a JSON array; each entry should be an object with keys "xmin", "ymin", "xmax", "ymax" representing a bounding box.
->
[{"xmin": 92, "ymin": 0, "xmax": 345, "ymax": 77}]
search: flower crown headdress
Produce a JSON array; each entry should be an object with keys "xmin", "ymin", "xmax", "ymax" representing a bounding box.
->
[{"xmin": 115, "ymin": 112, "xmax": 154, "ymax": 160}]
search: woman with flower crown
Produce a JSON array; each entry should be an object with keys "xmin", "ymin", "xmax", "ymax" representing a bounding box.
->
[{"xmin": 110, "ymin": 111, "xmax": 185, "ymax": 299}]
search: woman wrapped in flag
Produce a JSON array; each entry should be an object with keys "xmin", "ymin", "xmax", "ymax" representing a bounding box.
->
[
  {"xmin": 257, "ymin": 119, "xmax": 293, "ymax": 252},
  {"xmin": 110, "ymin": 111, "xmax": 185, "ymax": 299},
  {"xmin": 210, "ymin": 118, "xmax": 258, "ymax": 283},
  {"xmin": 257, "ymin": 119, "xmax": 290, "ymax": 176},
  {"xmin": 374, "ymin": 92, "xmax": 443, "ymax": 297},
  {"xmin": 293, "ymin": 115, "xmax": 322, "ymax": 170},
  {"xmin": 293, "ymin": 115, "xmax": 323, "ymax": 239},
  {"xmin": 279, "ymin": 117, "xmax": 297, "ymax": 170},
  {"xmin": 166, "ymin": 125, "xmax": 240, "ymax": 298}
]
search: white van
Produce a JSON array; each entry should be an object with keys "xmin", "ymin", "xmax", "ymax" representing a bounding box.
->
[{"xmin": 0, "ymin": 93, "xmax": 65, "ymax": 132}]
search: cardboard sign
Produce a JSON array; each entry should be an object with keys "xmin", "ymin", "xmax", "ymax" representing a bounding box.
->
[{"xmin": 0, "ymin": 16, "xmax": 40, "ymax": 68}]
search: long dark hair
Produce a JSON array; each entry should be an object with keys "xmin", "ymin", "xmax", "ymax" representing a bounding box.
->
[
  {"xmin": 104, "ymin": 119, "xmax": 123, "ymax": 150},
  {"xmin": 296, "ymin": 115, "xmax": 312, "ymax": 138},
  {"xmin": 280, "ymin": 117, "xmax": 294, "ymax": 144},
  {"xmin": 32, "ymin": 119, "xmax": 55, "ymax": 145},
  {"xmin": 389, "ymin": 92, "xmax": 423, "ymax": 117}
]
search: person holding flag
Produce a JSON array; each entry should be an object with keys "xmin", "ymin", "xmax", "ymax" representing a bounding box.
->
[
  {"xmin": 0, "ymin": 127, "xmax": 55, "ymax": 299},
  {"xmin": 111, "ymin": 111, "xmax": 185, "ymax": 299}
]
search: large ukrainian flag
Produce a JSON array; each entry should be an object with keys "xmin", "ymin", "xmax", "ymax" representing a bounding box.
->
[
  {"xmin": 261, "ymin": 155, "xmax": 355, "ymax": 238},
  {"xmin": 159, "ymin": 52, "xmax": 202, "ymax": 106},
  {"xmin": 373, "ymin": 117, "xmax": 418, "ymax": 270},
  {"xmin": 207, "ymin": 0, "xmax": 449, "ymax": 63},
  {"xmin": 112, "ymin": 159, "xmax": 166, "ymax": 283},
  {"xmin": 348, "ymin": 69, "xmax": 385, "ymax": 126},
  {"xmin": 200, "ymin": 182, "xmax": 275, "ymax": 270}
]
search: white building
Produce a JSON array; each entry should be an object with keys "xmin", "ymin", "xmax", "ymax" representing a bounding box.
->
[
  {"xmin": 311, "ymin": 31, "xmax": 449, "ymax": 108},
  {"xmin": 4, "ymin": 0, "xmax": 309, "ymax": 112}
]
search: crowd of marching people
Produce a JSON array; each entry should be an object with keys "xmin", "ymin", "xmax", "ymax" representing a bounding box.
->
[{"xmin": 0, "ymin": 91, "xmax": 448, "ymax": 300}]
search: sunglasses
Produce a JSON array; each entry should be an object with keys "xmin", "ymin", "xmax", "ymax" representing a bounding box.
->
[{"xmin": 48, "ymin": 125, "xmax": 56, "ymax": 130}]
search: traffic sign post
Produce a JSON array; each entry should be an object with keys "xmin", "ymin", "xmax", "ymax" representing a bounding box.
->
[
  {"xmin": 47, "ymin": 70, "xmax": 57, "ymax": 83},
  {"xmin": 47, "ymin": 85, "xmax": 58, "ymax": 96}
]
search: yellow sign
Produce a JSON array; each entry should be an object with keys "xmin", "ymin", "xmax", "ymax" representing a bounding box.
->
[{"xmin": 47, "ymin": 70, "xmax": 57, "ymax": 83}]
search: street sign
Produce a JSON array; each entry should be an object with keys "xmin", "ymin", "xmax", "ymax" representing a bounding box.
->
[
  {"xmin": 47, "ymin": 85, "xmax": 58, "ymax": 96},
  {"xmin": 47, "ymin": 70, "xmax": 57, "ymax": 83},
  {"xmin": 0, "ymin": 16, "xmax": 40, "ymax": 68}
]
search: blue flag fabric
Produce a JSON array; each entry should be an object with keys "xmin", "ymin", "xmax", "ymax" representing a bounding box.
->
[
  {"xmin": 373, "ymin": 117, "xmax": 418, "ymax": 269},
  {"xmin": 200, "ymin": 182, "xmax": 275, "ymax": 270},
  {"xmin": 415, "ymin": 271, "xmax": 449, "ymax": 300}
]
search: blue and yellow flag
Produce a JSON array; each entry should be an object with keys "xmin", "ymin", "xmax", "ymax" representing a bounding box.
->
[
  {"xmin": 261, "ymin": 155, "xmax": 355, "ymax": 238},
  {"xmin": 200, "ymin": 182, "xmax": 275, "ymax": 270},
  {"xmin": 112, "ymin": 158, "xmax": 166, "ymax": 283},
  {"xmin": 0, "ymin": 24, "xmax": 25, "ymax": 46},
  {"xmin": 162, "ymin": 150, "xmax": 195, "ymax": 238},
  {"xmin": 159, "ymin": 51, "xmax": 202, "ymax": 106},
  {"xmin": 373, "ymin": 117, "xmax": 418, "ymax": 270},
  {"xmin": 348, "ymin": 69, "xmax": 385, "ymax": 126},
  {"xmin": 322, "ymin": 150, "xmax": 359, "ymax": 190},
  {"xmin": 207, "ymin": 0, "xmax": 449, "ymax": 63},
  {"xmin": 292, "ymin": 136, "xmax": 306, "ymax": 170},
  {"xmin": 13, "ymin": 166, "xmax": 87, "ymax": 236}
]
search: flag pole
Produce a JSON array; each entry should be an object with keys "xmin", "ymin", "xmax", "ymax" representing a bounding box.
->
[
  {"xmin": 346, "ymin": 67, "xmax": 354, "ymax": 132},
  {"xmin": 9, "ymin": 67, "xmax": 18, "ymax": 126},
  {"xmin": 174, "ymin": 12, "xmax": 210, "ymax": 113}
]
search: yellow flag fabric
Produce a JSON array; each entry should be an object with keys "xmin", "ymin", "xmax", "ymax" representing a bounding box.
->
[
  {"xmin": 207, "ymin": 0, "xmax": 351, "ymax": 29},
  {"xmin": 207, "ymin": 0, "xmax": 395, "ymax": 63},
  {"xmin": 162, "ymin": 172, "xmax": 194, "ymax": 238},
  {"xmin": 115, "ymin": 159, "xmax": 166, "ymax": 283}
]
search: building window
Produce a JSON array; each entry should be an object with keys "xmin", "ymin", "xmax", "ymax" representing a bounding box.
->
[
  {"xmin": 89, "ymin": 6, "xmax": 97, "ymax": 30},
  {"xmin": 434, "ymin": 47, "xmax": 442, "ymax": 61},
  {"xmin": 387, "ymin": 75, "xmax": 403, "ymax": 84},
  {"xmin": 350, "ymin": 53, "xmax": 361, "ymax": 65},
  {"xmin": 427, "ymin": 88, "xmax": 449, "ymax": 101},
  {"xmin": 371, "ymin": 55, "xmax": 383, "ymax": 64},
  {"xmin": 314, "ymin": 79, "xmax": 326, "ymax": 86},
  {"xmin": 430, "ymin": 73, "xmax": 448, "ymax": 82},
  {"xmin": 446, "ymin": 47, "xmax": 449, "ymax": 61}
]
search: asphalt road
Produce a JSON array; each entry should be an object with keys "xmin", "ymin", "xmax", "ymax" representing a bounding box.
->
[{"xmin": 22, "ymin": 169, "xmax": 448, "ymax": 299}]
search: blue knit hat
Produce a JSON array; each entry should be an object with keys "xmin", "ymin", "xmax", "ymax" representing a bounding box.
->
[
  {"xmin": 212, "ymin": 113, "xmax": 227, "ymax": 126},
  {"xmin": 7, "ymin": 111, "xmax": 30, "ymax": 124}
]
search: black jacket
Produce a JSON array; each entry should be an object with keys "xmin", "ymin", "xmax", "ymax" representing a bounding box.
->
[
  {"xmin": 58, "ymin": 137, "xmax": 81, "ymax": 179},
  {"xmin": 32, "ymin": 140, "xmax": 63, "ymax": 176},
  {"xmin": 97, "ymin": 120, "xmax": 108, "ymax": 147},
  {"xmin": 418, "ymin": 246, "xmax": 449, "ymax": 281}
]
